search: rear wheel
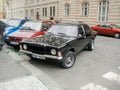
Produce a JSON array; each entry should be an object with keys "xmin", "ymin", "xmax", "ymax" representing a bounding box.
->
[
  {"xmin": 114, "ymin": 33, "xmax": 120, "ymax": 38},
  {"xmin": 61, "ymin": 52, "xmax": 76, "ymax": 69},
  {"xmin": 87, "ymin": 39, "xmax": 95, "ymax": 51}
]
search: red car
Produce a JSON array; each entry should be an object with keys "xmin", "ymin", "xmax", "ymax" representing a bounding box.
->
[
  {"xmin": 5, "ymin": 20, "xmax": 56, "ymax": 48},
  {"xmin": 91, "ymin": 24, "xmax": 120, "ymax": 38}
]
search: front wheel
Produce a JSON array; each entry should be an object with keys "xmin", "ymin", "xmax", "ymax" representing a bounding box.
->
[
  {"xmin": 114, "ymin": 33, "xmax": 120, "ymax": 38},
  {"xmin": 61, "ymin": 52, "xmax": 76, "ymax": 69},
  {"xmin": 87, "ymin": 39, "xmax": 95, "ymax": 51}
]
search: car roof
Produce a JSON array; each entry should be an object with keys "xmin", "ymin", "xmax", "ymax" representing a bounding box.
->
[
  {"xmin": 55, "ymin": 22, "xmax": 85, "ymax": 26},
  {"xmin": 10, "ymin": 18, "xmax": 28, "ymax": 21}
]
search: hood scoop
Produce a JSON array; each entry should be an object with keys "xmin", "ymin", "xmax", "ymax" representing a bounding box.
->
[{"xmin": 24, "ymin": 34, "xmax": 68, "ymax": 46}]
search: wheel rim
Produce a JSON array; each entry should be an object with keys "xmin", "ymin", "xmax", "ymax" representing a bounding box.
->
[
  {"xmin": 115, "ymin": 33, "xmax": 119, "ymax": 38},
  {"xmin": 64, "ymin": 55, "xmax": 75, "ymax": 68}
]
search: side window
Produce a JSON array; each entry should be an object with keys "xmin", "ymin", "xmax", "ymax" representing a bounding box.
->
[
  {"xmin": 78, "ymin": 26, "xmax": 84, "ymax": 35},
  {"xmin": 101, "ymin": 24, "xmax": 108, "ymax": 28},
  {"xmin": 42, "ymin": 22, "xmax": 48, "ymax": 30},
  {"xmin": 78, "ymin": 25, "xmax": 86, "ymax": 37},
  {"xmin": 106, "ymin": 25, "xmax": 111, "ymax": 28},
  {"xmin": 83, "ymin": 24, "xmax": 91, "ymax": 35},
  {"xmin": 97, "ymin": 25, "xmax": 100, "ymax": 27},
  {"xmin": 20, "ymin": 20, "xmax": 27, "ymax": 26}
]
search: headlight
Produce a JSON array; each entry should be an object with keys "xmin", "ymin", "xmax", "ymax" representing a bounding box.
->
[
  {"xmin": 23, "ymin": 44, "xmax": 27, "ymax": 50},
  {"xmin": 51, "ymin": 49, "xmax": 56, "ymax": 55},
  {"xmin": 6, "ymin": 37, "xmax": 9, "ymax": 39}
]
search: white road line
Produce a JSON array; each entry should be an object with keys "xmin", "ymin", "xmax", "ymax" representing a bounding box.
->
[
  {"xmin": 80, "ymin": 83, "xmax": 109, "ymax": 90},
  {"xmin": 102, "ymin": 72, "xmax": 120, "ymax": 84},
  {"xmin": 118, "ymin": 67, "xmax": 120, "ymax": 70},
  {"xmin": 0, "ymin": 75, "xmax": 48, "ymax": 90}
]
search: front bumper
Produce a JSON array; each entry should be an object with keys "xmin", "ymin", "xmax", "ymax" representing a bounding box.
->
[
  {"xmin": 20, "ymin": 50, "xmax": 63, "ymax": 60},
  {"xmin": 5, "ymin": 39, "xmax": 20, "ymax": 46}
]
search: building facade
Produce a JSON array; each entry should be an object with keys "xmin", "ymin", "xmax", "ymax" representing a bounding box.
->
[
  {"xmin": 6, "ymin": 0, "xmax": 58, "ymax": 20},
  {"xmin": 0, "ymin": 0, "xmax": 6, "ymax": 18},
  {"xmin": 5, "ymin": 0, "xmax": 120, "ymax": 25}
]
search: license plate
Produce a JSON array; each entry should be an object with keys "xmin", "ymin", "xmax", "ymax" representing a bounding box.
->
[
  {"xmin": 10, "ymin": 41, "xmax": 19, "ymax": 45},
  {"xmin": 32, "ymin": 54, "xmax": 45, "ymax": 60}
]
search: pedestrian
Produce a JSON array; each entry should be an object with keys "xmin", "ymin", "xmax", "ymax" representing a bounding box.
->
[{"xmin": 50, "ymin": 16, "xmax": 56, "ymax": 24}]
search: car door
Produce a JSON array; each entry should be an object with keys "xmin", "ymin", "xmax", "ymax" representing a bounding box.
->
[
  {"xmin": 102, "ymin": 24, "xmax": 113, "ymax": 35},
  {"xmin": 82, "ymin": 24, "xmax": 93, "ymax": 47},
  {"xmin": 96, "ymin": 24, "xmax": 105, "ymax": 34},
  {"xmin": 74, "ymin": 25, "xmax": 86, "ymax": 53}
]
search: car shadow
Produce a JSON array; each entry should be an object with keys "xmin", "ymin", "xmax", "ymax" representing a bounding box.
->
[
  {"xmin": 97, "ymin": 34, "xmax": 117, "ymax": 39},
  {"xmin": 28, "ymin": 58, "xmax": 62, "ymax": 69}
]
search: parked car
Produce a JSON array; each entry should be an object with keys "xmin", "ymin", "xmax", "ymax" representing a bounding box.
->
[
  {"xmin": 4, "ymin": 18, "xmax": 29, "ymax": 37},
  {"xmin": 0, "ymin": 20, "xmax": 6, "ymax": 50},
  {"xmin": 0, "ymin": 20, "xmax": 7, "ymax": 29},
  {"xmin": 19, "ymin": 22, "xmax": 97, "ymax": 69},
  {"xmin": 5, "ymin": 20, "xmax": 56, "ymax": 49},
  {"xmin": 0, "ymin": 18, "xmax": 10, "ymax": 24},
  {"xmin": 91, "ymin": 24, "xmax": 120, "ymax": 38}
]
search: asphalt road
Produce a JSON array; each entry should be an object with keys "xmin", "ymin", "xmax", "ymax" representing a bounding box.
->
[{"xmin": 29, "ymin": 35, "xmax": 120, "ymax": 90}]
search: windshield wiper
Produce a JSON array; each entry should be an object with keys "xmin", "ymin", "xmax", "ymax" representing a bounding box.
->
[
  {"xmin": 46, "ymin": 32, "xmax": 54, "ymax": 35},
  {"xmin": 58, "ymin": 33, "xmax": 69, "ymax": 36},
  {"xmin": 20, "ymin": 27, "xmax": 33, "ymax": 30}
]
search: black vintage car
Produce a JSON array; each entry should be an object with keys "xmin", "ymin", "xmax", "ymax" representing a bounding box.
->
[{"xmin": 20, "ymin": 22, "xmax": 97, "ymax": 69}]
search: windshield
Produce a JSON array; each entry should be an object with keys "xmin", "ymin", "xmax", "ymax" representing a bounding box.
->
[
  {"xmin": 111, "ymin": 24, "xmax": 120, "ymax": 29},
  {"xmin": 47, "ymin": 25, "xmax": 78, "ymax": 37},
  {"xmin": 7, "ymin": 19, "xmax": 21, "ymax": 27},
  {"xmin": 20, "ymin": 21, "xmax": 42, "ymax": 30}
]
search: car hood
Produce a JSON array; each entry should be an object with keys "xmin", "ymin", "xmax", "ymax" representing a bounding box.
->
[
  {"xmin": 5, "ymin": 26, "xmax": 14, "ymax": 34},
  {"xmin": 5, "ymin": 26, "xmax": 14, "ymax": 31},
  {"xmin": 9, "ymin": 30, "xmax": 37, "ymax": 38},
  {"xmin": 5, "ymin": 26, "xmax": 19, "ymax": 36},
  {"xmin": 22, "ymin": 34, "xmax": 72, "ymax": 47}
]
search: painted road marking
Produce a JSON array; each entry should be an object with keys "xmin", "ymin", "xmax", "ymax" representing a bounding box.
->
[
  {"xmin": 118, "ymin": 67, "xmax": 120, "ymax": 70},
  {"xmin": 0, "ymin": 75, "xmax": 48, "ymax": 90},
  {"xmin": 80, "ymin": 83, "xmax": 109, "ymax": 90},
  {"xmin": 102, "ymin": 72, "xmax": 120, "ymax": 84}
]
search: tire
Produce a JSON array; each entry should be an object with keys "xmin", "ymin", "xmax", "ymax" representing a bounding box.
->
[
  {"xmin": 114, "ymin": 33, "xmax": 120, "ymax": 38},
  {"xmin": 87, "ymin": 39, "xmax": 95, "ymax": 51},
  {"xmin": 61, "ymin": 52, "xmax": 76, "ymax": 69}
]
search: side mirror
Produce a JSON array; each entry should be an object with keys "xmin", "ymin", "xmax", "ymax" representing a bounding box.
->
[{"xmin": 77, "ymin": 34, "xmax": 82, "ymax": 39}]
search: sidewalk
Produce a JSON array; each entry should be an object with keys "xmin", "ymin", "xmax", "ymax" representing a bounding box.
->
[{"xmin": 0, "ymin": 45, "xmax": 63, "ymax": 90}]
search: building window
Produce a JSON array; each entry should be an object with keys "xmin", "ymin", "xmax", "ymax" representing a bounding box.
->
[
  {"xmin": 50, "ymin": 7, "xmax": 52, "ymax": 16},
  {"xmin": 65, "ymin": 4, "xmax": 70, "ymax": 16},
  {"xmin": 31, "ymin": 9, "xmax": 34, "ymax": 17},
  {"xmin": 25, "ymin": 0, "xmax": 28, "ymax": 5},
  {"xmin": 53, "ymin": 6, "xmax": 55, "ymax": 16},
  {"xmin": 36, "ymin": 0, "xmax": 39, "ymax": 2},
  {"xmin": 25, "ymin": 10, "xmax": 28, "ymax": 18},
  {"xmin": 45, "ymin": 8, "xmax": 47, "ymax": 16},
  {"xmin": 50, "ymin": 6, "xmax": 56, "ymax": 17},
  {"xmin": 42, "ymin": 8, "xmax": 44, "ymax": 16},
  {"xmin": 82, "ymin": 3, "xmax": 89, "ymax": 16},
  {"xmin": 98, "ymin": 1, "xmax": 109, "ymax": 22},
  {"xmin": 30, "ymin": 0, "xmax": 34, "ymax": 4}
]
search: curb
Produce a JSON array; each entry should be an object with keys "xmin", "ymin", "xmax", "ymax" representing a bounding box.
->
[
  {"xmin": 3, "ymin": 45, "xmax": 63, "ymax": 90},
  {"xmin": 3, "ymin": 45, "xmax": 30, "ymax": 61}
]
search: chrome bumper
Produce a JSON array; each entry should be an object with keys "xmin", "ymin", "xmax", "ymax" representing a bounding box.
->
[{"xmin": 20, "ymin": 50, "xmax": 63, "ymax": 60}]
